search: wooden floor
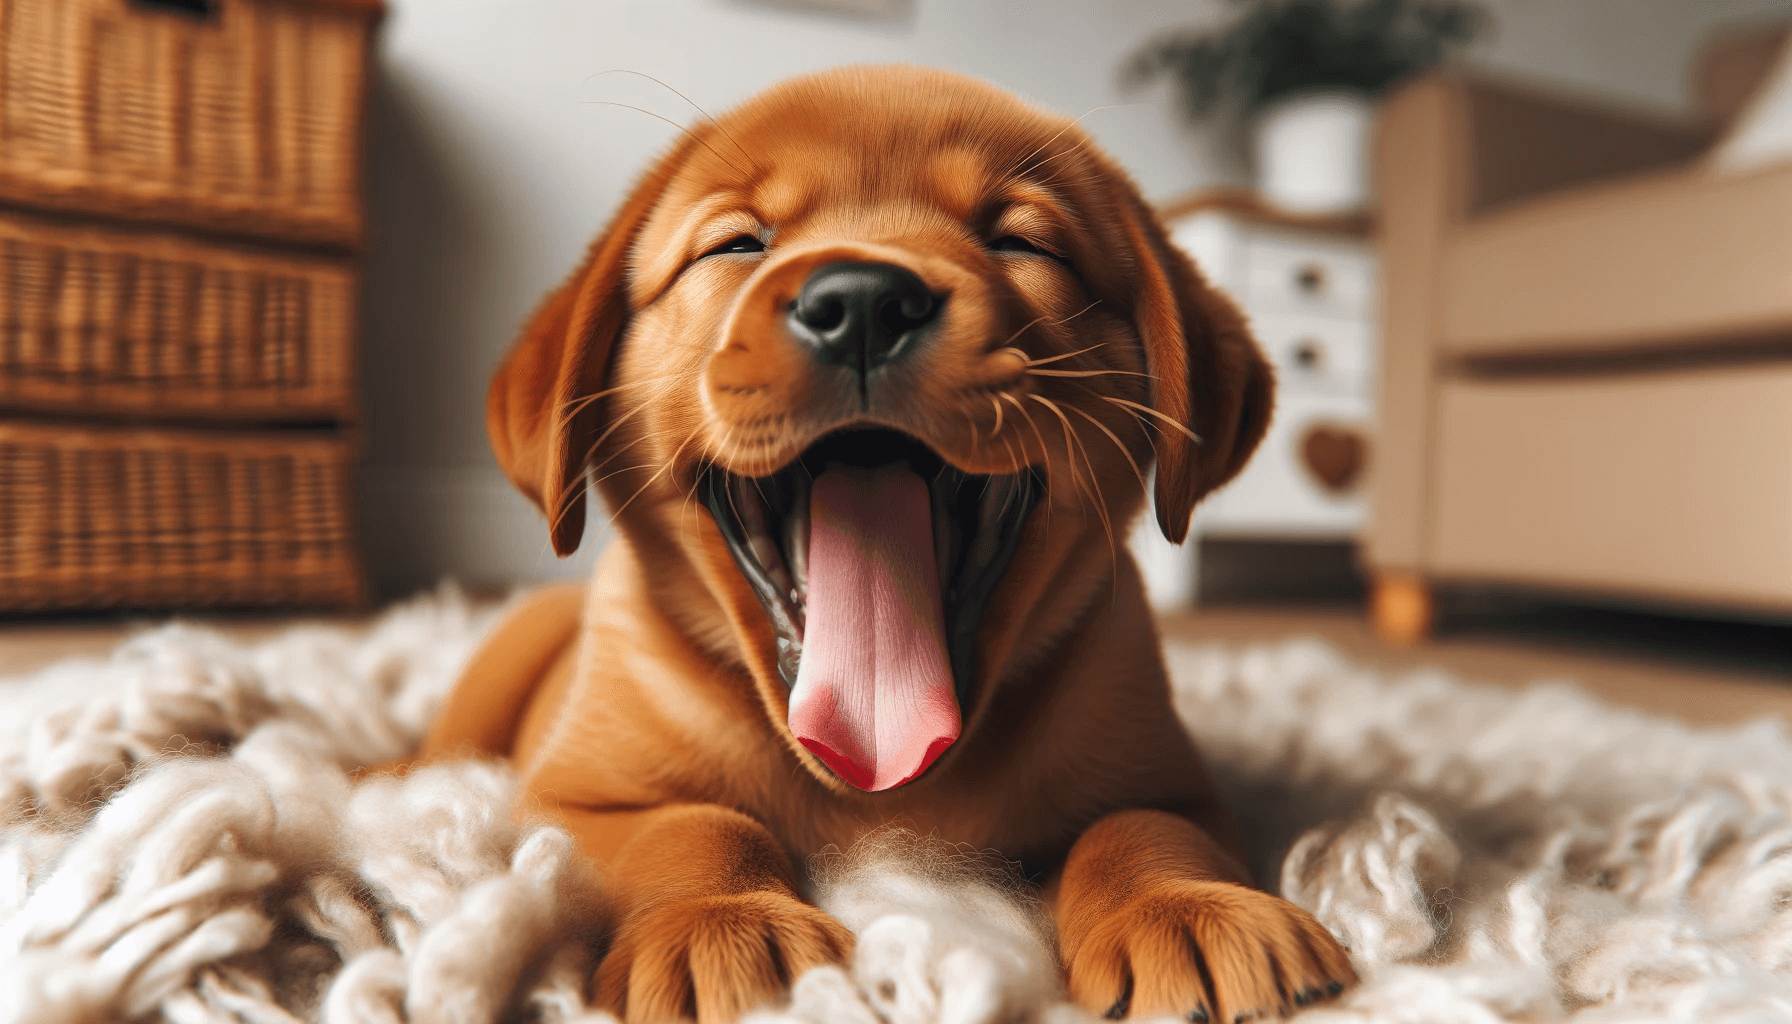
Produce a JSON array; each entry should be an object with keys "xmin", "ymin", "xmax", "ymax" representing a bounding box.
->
[
  {"xmin": 1161, "ymin": 601, "xmax": 1792, "ymax": 728},
  {"xmin": 3, "ymin": 596, "xmax": 1789, "ymax": 731},
  {"xmin": 0, "ymin": 611, "xmax": 372, "ymax": 680}
]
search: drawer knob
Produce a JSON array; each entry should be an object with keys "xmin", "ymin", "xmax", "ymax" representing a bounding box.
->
[
  {"xmin": 1294, "ymin": 263, "xmax": 1326, "ymax": 294},
  {"xmin": 1292, "ymin": 339, "xmax": 1323, "ymax": 371}
]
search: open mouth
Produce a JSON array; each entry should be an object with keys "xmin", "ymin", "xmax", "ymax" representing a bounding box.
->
[{"xmin": 702, "ymin": 428, "xmax": 1040, "ymax": 791}]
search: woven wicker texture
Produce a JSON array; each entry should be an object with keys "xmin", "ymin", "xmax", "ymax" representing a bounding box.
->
[
  {"xmin": 0, "ymin": 209, "xmax": 356, "ymax": 419},
  {"xmin": 0, "ymin": 420, "xmax": 364, "ymax": 611},
  {"xmin": 0, "ymin": 0, "xmax": 374, "ymax": 249}
]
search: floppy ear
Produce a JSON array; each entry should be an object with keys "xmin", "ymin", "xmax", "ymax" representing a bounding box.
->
[
  {"xmin": 486, "ymin": 133, "xmax": 701, "ymax": 556},
  {"xmin": 1117, "ymin": 191, "xmax": 1275, "ymax": 545}
]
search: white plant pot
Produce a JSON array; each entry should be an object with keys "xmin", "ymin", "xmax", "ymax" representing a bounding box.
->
[{"xmin": 1252, "ymin": 89, "xmax": 1375, "ymax": 215}]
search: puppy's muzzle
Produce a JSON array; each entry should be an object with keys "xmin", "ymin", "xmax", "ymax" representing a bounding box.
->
[{"xmin": 787, "ymin": 261, "xmax": 943, "ymax": 389}]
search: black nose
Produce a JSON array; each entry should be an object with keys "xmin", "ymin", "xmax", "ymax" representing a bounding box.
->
[{"xmin": 787, "ymin": 261, "xmax": 942, "ymax": 383}]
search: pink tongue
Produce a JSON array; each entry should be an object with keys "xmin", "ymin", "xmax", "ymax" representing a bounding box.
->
[{"xmin": 787, "ymin": 464, "xmax": 959, "ymax": 792}]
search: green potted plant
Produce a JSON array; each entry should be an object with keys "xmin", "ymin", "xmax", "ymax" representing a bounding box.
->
[{"xmin": 1127, "ymin": 0, "xmax": 1486, "ymax": 214}]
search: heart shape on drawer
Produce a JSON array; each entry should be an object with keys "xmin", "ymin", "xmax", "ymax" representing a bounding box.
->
[{"xmin": 1300, "ymin": 423, "xmax": 1368, "ymax": 494}]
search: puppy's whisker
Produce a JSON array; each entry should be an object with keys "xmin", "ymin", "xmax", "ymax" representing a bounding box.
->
[
  {"xmin": 557, "ymin": 373, "xmax": 683, "ymax": 416},
  {"xmin": 1102, "ymin": 397, "xmax": 1204, "ymax": 444},
  {"xmin": 584, "ymin": 430, "xmax": 655, "ymax": 482},
  {"xmin": 557, "ymin": 386, "xmax": 624, "ymax": 420},
  {"xmin": 1028, "ymin": 393, "xmax": 1085, "ymax": 492},
  {"xmin": 1026, "ymin": 151, "xmax": 1098, "ymax": 194},
  {"xmin": 751, "ymin": 473, "xmax": 774, "ymax": 513},
  {"xmin": 677, "ymin": 429, "xmax": 742, "ymax": 546},
  {"xmin": 587, "ymin": 70, "xmax": 755, "ymax": 164},
  {"xmin": 1002, "ymin": 103, "xmax": 1147, "ymax": 180},
  {"xmin": 1066, "ymin": 404, "xmax": 1147, "ymax": 606},
  {"xmin": 678, "ymin": 428, "xmax": 738, "ymax": 518},
  {"xmin": 1058, "ymin": 407, "xmax": 1122, "ymax": 602},
  {"xmin": 598, "ymin": 430, "xmax": 704, "ymax": 538},
  {"xmin": 1016, "ymin": 144, "xmax": 1095, "ymax": 196},
  {"xmin": 586, "ymin": 100, "xmax": 744, "ymax": 174},
  {"xmin": 1032, "ymin": 393, "xmax": 1117, "ymax": 574},
  {"xmin": 579, "ymin": 377, "xmax": 684, "ymax": 462},
  {"xmin": 1022, "ymin": 133, "xmax": 1113, "ymax": 188},
  {"xmin": 545, "ymin": 477, "xmax": 591, "ymax": 542},
  {"xmin": 1069, "ymin": 404, "xmax": 1150, "ymax": 499},
  {"xmin": 678, "ymin": 474, "xmax": 701, "ymax": 543},
  {"xmin": 1050, "ymin": 300, "xmax": 1103, "ymax": 330},
  {"xmin": 677, "ymin": 452, "xmax": 712, "ymax": 543},
  {"xmin": 999, "ymin": 392, "xmax": 1043, "ymax": 464},
  {"xmin": 559, "ymin": 371, "xmax": 689, "ymax": 472},
  {"xmin": 542, "ymin": 425, "xmax": 670, "ymax": 553},
  {"xmin": 592, "ymin": 462, "xmax": 655, "ymax": 487},
  {"xmin": 603, "ymin": 461, "xmax": 678, "ymax": 533},
  {"xmin": 1028, "ymin": 313, "xmax": 1096, "ymax": 354},
  {"xmin": 1002, "ymin": 391, "xmax": 1056, "ymax": 531},
  {"xmin": 544, "ymin": 394, "xmax": 667, "ymax": 530},
  {"xmin": 1023, "ymin": 341, "xmax": 1109, "ymax": 368},
  {"xmin": 548, "ymin": 382, "xmax": 658, "ymax": 475},
  {"xmin": 719, "ymin": 436, "xmax": 748, "ymax": 537},
  {"xmin": 995, "ymin": 433, "xmax": 1026, "ymax": 521},
  {"xmin": 545, "ymin": 373, "xmax": 693, "ymax": 539},
  {"xmin": 995, "ymin": 314, "xmax": 1051, "ymax": 353},
  {"xmin": 588, "ymin": 424, "xmax": 694, "ymax": 494},
  {"xmin": 990, "ymin": 395, "xmax": 1005, "ymax": 438},
  {"xmin": 1026, "ymin": 368, "xmax": 1153, "ymax": 379},
  {"xmin": 995, "ymin": 302, "xmax": 1104, "ymax": 355}
]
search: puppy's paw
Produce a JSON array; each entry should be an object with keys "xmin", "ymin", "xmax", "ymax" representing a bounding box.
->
[
  {"xmin": 1064, "ymin": 880, "xmax": 1356, "ymax": 1022},
  {"xmin": 595, "ymin": 889, "xmax": 854, "ymax": 1023}
]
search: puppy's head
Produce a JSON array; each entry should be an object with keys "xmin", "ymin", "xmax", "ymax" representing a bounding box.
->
[{"xmin": 488, "ymin": 66, "xmax": 1271, "ymax": 795}]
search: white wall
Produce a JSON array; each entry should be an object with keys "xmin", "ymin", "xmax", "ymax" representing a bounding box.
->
[{"xmin": 356, "ymin": 0, "xmax": 1788, "ymax": 597}]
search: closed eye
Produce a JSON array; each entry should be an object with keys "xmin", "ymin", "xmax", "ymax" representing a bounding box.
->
[
  {"xmin": 989, "ymin": 234, "xmax": 1075, "ymax": 272},
  {"xmin": 989, "ymin": 235, "xmax": 1050, "ymax": 256},
  {"xmin": 702, "ymin": 234, "xmax": 766, "ymax": 258}
]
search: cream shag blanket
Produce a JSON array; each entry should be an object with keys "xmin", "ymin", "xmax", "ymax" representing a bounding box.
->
[{"xmin": 3, "ymin": 588, "xmax": 1791, "ymax": 1024}]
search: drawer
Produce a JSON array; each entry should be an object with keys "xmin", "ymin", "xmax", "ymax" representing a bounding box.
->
[
  {"xmin": 0, "ymin": 0, "xmax": 376, "ymax": 248},
  {"xmin": 1196, "ymin": 391, "xmax": 1372, "ymax": 538},
  {"xmin": 0, "ymin": 208, "xmax": 357, "ymax": 421},
  {"xmin": 1243, "ymin": 233, "xmax": 1376, "ymax": 317},
  {"xmin": 1250, "ymin": 312, "xmax": 1374, "ymax": 396},
  {"xmin": 0, "ymin": 420, "xmax": 365, "ymax": 611}
]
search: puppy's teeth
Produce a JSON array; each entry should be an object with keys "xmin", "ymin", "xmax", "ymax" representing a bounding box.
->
[
  {"xmin": 786, "ymin": 482, "xmax": 810, "ymax": 601},
  {"xmin": 737, "ymin": 479, "xmax": 793, "ymax": 598}
]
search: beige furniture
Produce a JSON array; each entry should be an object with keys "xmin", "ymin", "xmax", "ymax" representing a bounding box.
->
[{"xmin": 1365, "ymin": 23, "xmax": 1792, "ymax": 643}]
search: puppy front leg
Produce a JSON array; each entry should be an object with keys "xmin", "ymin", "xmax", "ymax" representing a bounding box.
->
[
  {"xmin": 558, "ymin": 804, "xmax": 853, "ymax": 1024},
  {"xmin": 1053, "ymin": 809, "xmax": 1356, "ymax": 1022}
]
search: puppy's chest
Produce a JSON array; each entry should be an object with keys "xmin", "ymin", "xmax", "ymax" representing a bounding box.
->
[
  {"xmin": 770, "ymin": 806, "xmax": 1044, "ymax": 877},
  {"xmin": 760, "ymin": 757, "xmax": 1100, "ymax": 870}
]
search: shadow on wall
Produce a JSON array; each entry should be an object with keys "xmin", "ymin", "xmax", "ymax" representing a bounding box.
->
[{"xmin": 356, "ymin": 61, "xmax": 606, "ymax": 601}]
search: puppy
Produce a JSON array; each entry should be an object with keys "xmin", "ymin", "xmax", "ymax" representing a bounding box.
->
[{"xmin": 420, "ymin": 65, "xmax": 1356, "ymax": 1023}]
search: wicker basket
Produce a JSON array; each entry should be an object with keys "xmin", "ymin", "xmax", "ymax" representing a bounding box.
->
[
  {"xmin": 0, "ymin": 0, "xmax": 381, "ymax": 249},
  {"xmin": 0, "ymin": 419, "xmax": 364, "ymax": 611},
  {"xmin": 0, "ymin": 208, "xmax": 356, "ymax": 420}
]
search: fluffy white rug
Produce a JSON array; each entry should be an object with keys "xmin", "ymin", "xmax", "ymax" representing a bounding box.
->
[{"xmin": 3, "ymin": 587, "xmax": 1792, "ymax": 1024}]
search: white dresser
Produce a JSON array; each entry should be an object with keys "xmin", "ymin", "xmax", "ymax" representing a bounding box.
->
[{"xmin": 1132, "ymin": 190, "xmax": 1380, "ymax": 608}]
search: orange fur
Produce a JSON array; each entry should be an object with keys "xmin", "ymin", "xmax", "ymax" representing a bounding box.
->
[{"xmin": 419, "ymin": 66, "xmax": 1353, "ymax": 1023}]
